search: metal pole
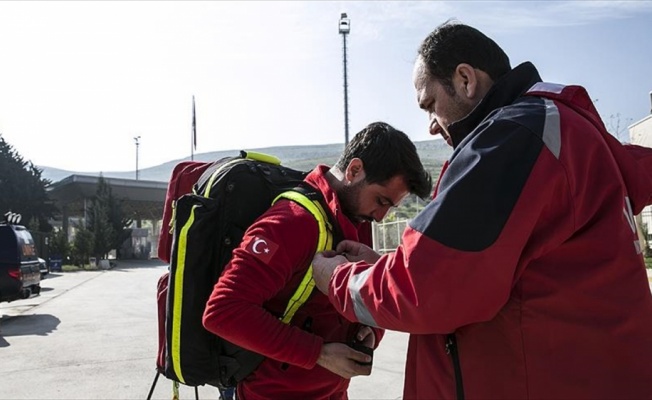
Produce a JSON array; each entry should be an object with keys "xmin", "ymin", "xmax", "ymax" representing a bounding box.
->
[
  {"xmin": 191, "ymin": 95, "xmax": 196, "ymax": 161},
  {"xmin": 339, "ymin": 13, "xmax": 351, "ymax": 147},
  {"xmin": 342, "ymin": 32, "xmax": 349, "ymax": 146},
  {"xmin": 134, "ymin": 136, "xmax": 141, "ymax": 180}
]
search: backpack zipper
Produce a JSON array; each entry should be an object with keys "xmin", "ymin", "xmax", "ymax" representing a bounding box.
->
[{"xmin": 445, "ymin": 334, "xmax": 465, "ymax": 400}]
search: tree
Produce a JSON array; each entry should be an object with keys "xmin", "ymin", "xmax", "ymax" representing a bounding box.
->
[
  {"xmin": 49, "ymin": 229, "xmax": 71, "ymax": 260},
  {"xmin": 72, "ymin": 225, "xmax": 94, "ymax": 267},
  {"xmin": 87, "ymin": 176, "xmax": 132, "ymax": 259},
  {"xmin": 106, "ymin": 188, "xmax": 132, "ymax": 257},
  {"xmin": 89, "ymin": 201, "xmax": 112, "ymax": 260},
  {"xmin": 606, "ymin": 113, "xmax": 634, "ymax": 144},
  {"xmin": 0, "ymin": 134, "xmax": 56, "ymax": 231}
]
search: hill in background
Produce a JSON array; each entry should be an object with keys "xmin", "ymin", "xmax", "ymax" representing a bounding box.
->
[{"xmin": 39, "ymin": 139, "xmax": 452, "ymax": 184}]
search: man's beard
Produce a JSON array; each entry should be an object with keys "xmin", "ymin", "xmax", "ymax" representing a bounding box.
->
[{"xmin": 338, "ymin": 181, "xmax": 370, "ymax": 223}]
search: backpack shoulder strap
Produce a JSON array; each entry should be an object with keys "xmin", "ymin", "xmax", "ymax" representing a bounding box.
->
[{"xmin": 272, "ymin": 183, "xmax": 339, "ymax": 324}]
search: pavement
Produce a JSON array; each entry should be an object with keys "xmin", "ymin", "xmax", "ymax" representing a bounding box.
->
[
  {"xmin": 0, "ymin": 260, "xmax": 408, "ymax": 400},
  {"xmin": 2, "ymin": 260, "xmax": 651, "ymax": 400}
]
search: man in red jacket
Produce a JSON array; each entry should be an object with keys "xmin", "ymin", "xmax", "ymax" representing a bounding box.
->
[
  {"xmin": 202, "ymin": 121, "xmax": 432, "ymax": 400},
  {"xmin": 313, "ymin": 22, "xmax": 652, "ymax": 399}
]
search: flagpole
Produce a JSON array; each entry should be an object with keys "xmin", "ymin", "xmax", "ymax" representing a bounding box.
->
[{"xmin": 191, "ymin": 95, "xmax": 196, "ymax": 161}]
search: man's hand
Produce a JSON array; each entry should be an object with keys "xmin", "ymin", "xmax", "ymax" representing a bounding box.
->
[
  {"xmin": 316, "ymin": 342, "xmax": 373, "ymax": 379},
  {"xmin": 313, "ymin": 240, "xmax": 382, "ymax": 295},
  {"xmin": 336, "ymin": 240, "xmax": 381, "ymax": 264},
  {"xmin": 313, "ymin": 252, "xmax": 347, "ymax": 294}
]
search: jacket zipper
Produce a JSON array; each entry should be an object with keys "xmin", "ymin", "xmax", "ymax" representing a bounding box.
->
[{"xmin": 445, "ymin": 334, "xmax": 465, "ymax": 400}]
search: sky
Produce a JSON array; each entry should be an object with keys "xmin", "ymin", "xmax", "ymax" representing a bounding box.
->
[{"xmin": 0, "ymin": 1, "xmax": 651, "ymax": 173}]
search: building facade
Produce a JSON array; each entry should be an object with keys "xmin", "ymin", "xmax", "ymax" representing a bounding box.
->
[{"xmin": 629, "ymin": 112, "xmax": 652, "ymax": 250}]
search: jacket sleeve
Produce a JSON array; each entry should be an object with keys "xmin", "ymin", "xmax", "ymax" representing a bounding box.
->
[
  {"xmin": 328, "ymin": 119, "xmax": 571, "ymax": 334},
  {"xmin": 623, "ymin": 144, "xmax": 652, "ymax": 212},
  {"xmin": 202, "ymin": 201, "xmax": 323, "ymax": 369},
  {"xmin": 355, "ymin": 223, "xmax": 385, "ymax": 347}
]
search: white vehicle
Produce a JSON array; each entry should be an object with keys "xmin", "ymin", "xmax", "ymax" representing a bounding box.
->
[{"xmin": 38, "ymin": 257, "xmax": 49, "ymax": 278}]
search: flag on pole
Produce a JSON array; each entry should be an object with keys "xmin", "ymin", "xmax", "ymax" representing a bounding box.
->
[{"xmin": 192, "ymin": 95, "xmax": 197, "ymax": 150}]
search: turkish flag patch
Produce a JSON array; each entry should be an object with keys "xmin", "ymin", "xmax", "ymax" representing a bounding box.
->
[{"xmin": 245, "ymin": 235, "xmax": 279, "ymax": 264}]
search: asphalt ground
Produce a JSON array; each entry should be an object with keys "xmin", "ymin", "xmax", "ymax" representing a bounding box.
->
[
  {"xmin": 0, "ymin": 260, "xmax": 407, "ymax": 400},
  {"xmin": 2, "ymin": 260, "xmax": 651, "ymax": 400}
]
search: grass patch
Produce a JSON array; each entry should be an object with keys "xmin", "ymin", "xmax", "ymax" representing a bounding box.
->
[
  {"xmin": 645, "ymin": 258, "xmax": 652, "ymax": 269},
  {"xmin": 61, "ymin": 264, "xmax": 99, "ymax": 272}
]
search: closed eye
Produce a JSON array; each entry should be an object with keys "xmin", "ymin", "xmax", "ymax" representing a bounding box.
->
[{"xmin": 376, "ymin": 197, "xmax": 394, "ymax": 207}]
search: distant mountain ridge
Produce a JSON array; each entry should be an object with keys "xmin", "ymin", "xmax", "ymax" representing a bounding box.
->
[{"xmin": 39, "ymin": 139, "xmax": 452, "ymax": 184}]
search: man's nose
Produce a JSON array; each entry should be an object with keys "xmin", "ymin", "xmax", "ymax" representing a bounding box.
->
[
  {"xmin": 428, "ymin": 115, "xmax": 440, "ymax": 136},
  {"xmin": 373, "ymin": 206, "xmax": 392, "ymax": 222}
]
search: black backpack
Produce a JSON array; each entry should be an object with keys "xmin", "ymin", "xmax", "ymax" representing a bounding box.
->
[{"xmin": 148, "ymin": 151, "xmax": 338, "ymax": 397}]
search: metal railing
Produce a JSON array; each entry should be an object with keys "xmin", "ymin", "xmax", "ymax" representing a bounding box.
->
[{"xmin": 372, "ymin": 219, "xmax": 409, "ymax": 254}]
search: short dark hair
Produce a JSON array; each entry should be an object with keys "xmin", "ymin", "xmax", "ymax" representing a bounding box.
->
[
  {"xmin": 418, "ymin": 21, "xmax": 511, "ymax": 94},
  {"xmin": 334, "ymin": 122, "xmax": 432, "ymax": 199}
]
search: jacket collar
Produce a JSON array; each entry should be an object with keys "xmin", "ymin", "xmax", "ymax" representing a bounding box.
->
[{"xmin": 448, "ymin": 62, "xmax": 542, "ymax": 148}]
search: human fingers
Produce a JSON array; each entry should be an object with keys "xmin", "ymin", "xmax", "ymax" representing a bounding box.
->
[
  {"xmin": 320, "ymin": 250, "xmax": 339, "ymax": 258},
  {"xmin": 348, "ymin": 359, "xmax": 373, "ymax": 377},
  {"xmin": 317, "ymin": 342, "xmax": 371, "ymax": 378},
  {"xmin": 356, "ymin": 326, "xmax": 375, "ymax": 348},
  {"xmin": 312, "ymin": 253, "xmax": 346, "ymax": 293},
  {"xmin": 347, "ymin": 347, "xmax": 373, "ymax": 376},
  {"xmin": 336, "ymin": 240, "xmax": 364, "ymax": 255},
  {"xmin": 337, "ymin": 241, "xmax": 381, "ymax": 263},
  {"xmin": 313, "ymin": 253, "xmax": 346, "ymax": 270}
]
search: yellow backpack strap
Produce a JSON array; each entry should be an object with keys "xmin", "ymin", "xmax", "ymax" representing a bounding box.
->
[{"xmin": 272, "ymin": 190, "xmax": 333, "ymax": 324}]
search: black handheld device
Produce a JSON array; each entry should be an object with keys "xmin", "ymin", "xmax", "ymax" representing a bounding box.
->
[{"xmin": 350, "ymin": 340, "xmax": 374, "ymax": 366}]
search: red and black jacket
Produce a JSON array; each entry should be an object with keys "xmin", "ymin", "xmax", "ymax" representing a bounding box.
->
[{"xmin": 328, "ymin": 62, "xmax": 652, "ymax": 399}]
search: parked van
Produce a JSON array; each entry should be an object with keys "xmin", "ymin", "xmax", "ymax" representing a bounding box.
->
[{"xmin": 0, "ymin": 221, "xmax": 41, "ymax": 303}]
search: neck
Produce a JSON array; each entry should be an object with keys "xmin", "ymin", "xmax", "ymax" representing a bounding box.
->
[{"xmin": 326, "ymin": 167, "xmax": 346, "ymax": 191}]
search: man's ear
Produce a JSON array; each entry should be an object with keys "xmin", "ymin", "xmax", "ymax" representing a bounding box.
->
[
  {"xmin": 345, "ymin": 158, "xmax": 366, "ymax": 184},
  {"xmin": 454, "ymin": 63, "xmax": 479, "ymax": 100},
  {"xmin": 455, "ymin": 63, "xmax": 494, "ymax": 101}
]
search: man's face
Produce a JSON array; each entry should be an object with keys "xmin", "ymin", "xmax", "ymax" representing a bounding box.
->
[
  {"xmin": 412, "ymin": 56, "xmax": 475, "ymax": 146},
  {"xmin": 339, "ymin": 175, "xmax": 409, "ymax": 223}
]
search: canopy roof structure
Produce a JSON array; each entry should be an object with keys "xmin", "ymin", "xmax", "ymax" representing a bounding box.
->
[{"xmin": 47, "ymin": 175, "xmax": 167, "ymax": 223}]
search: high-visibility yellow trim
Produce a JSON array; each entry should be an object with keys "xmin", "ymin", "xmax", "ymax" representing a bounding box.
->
[
  {"xmin": 273, "ymin": 191, "xmax": 333, "ymax": 324},
  {"xmin": 171, "ymin": 204, "xmax": 199, "ymax": 384},
  {"xmin": 243, "ymin": 151, "xmax": 281, "ymax": 165}
]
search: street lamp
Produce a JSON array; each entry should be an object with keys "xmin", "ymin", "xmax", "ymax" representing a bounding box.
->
[
  {"xmin": 339, "ymin": 12, "xmax": 351, "ymax": 146},
  {"xmin": 134, "ymin": 136, "xmax": 141, "ymax": 180}
]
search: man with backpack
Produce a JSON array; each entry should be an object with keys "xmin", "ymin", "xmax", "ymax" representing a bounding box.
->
[{"xmin": 202, "ymin": 121, "xmax": 432, "ymax": 400}]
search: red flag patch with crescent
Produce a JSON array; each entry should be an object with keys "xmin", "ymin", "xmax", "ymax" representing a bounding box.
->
[{"xmin": 246, "ymin": 235, "xmax": 279, "ymax": 263}]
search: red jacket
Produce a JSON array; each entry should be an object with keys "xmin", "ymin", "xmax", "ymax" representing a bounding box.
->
[
  {"xmin": 327, "ymin": 63, "xmax": 652, "ymax": 399},
  {"xmin": 203, "ymin": 165, "xmax": 380, "ymax": 400}
]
